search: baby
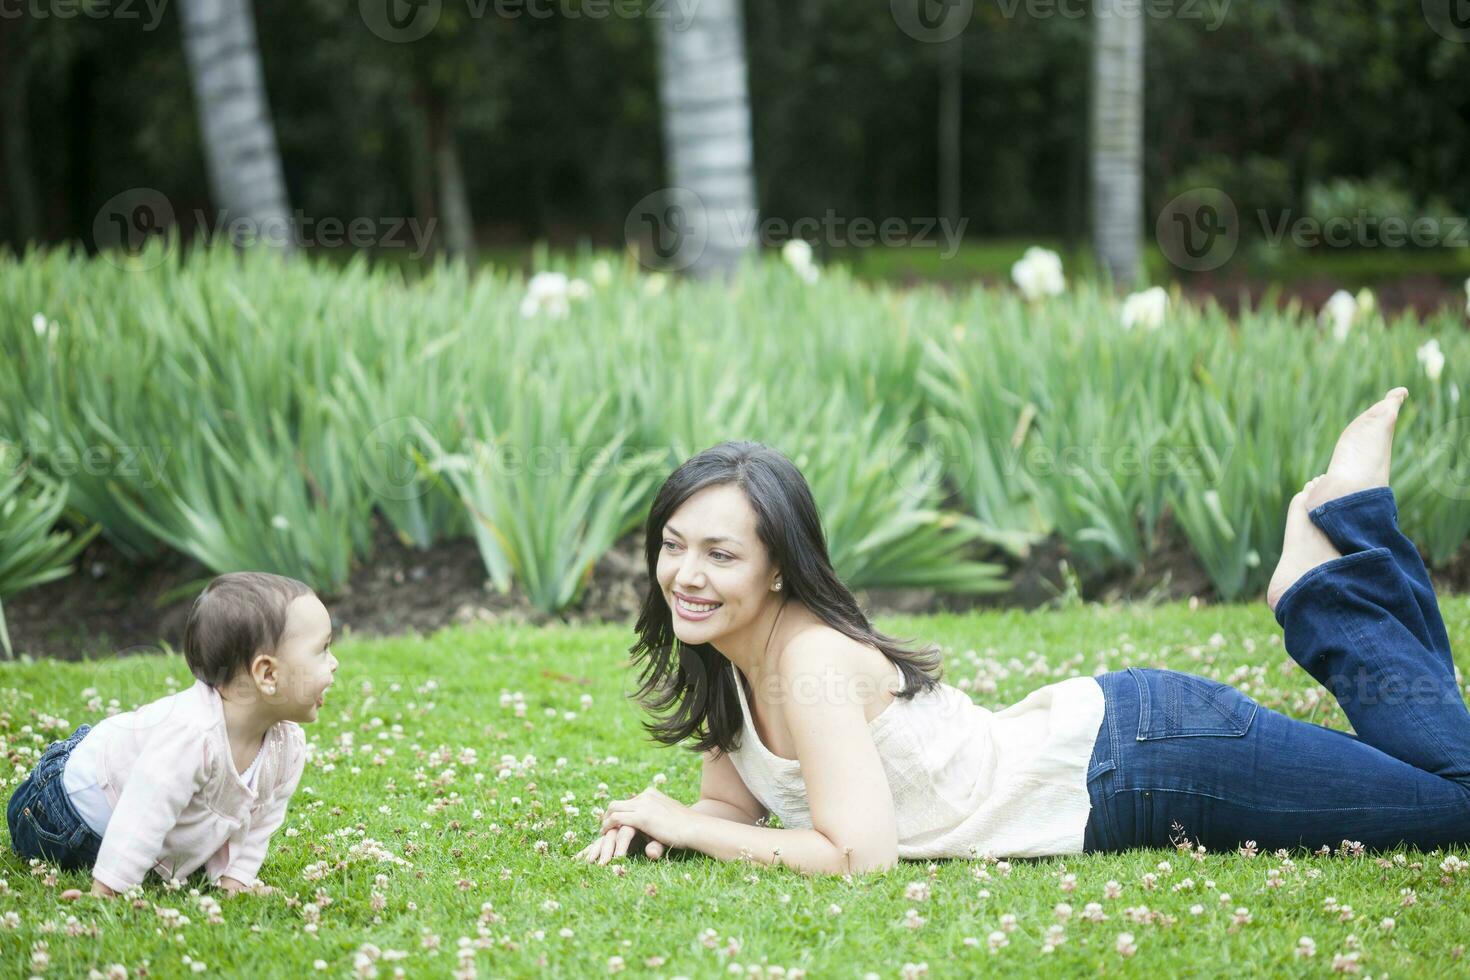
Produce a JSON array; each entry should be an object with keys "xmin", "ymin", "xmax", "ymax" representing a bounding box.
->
[{"xmin": 5, "ymin": 572, "xmax": 337, "ymax": 897}]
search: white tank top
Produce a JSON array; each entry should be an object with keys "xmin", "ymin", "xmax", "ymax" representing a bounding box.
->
[{"xmin": 725, "ymin": 660, "xmax": 1106, "ymax": 859}]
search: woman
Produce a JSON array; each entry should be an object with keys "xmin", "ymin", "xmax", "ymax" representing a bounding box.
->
[{"xmin": 578, "ymin": 387, "xmax": 1470, "ymax": 873}]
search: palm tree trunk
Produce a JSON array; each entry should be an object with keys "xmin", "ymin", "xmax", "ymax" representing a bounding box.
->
[
  {"xmin": 0, "ymin": 20, "xmax": 40, "ymax": 247},
  {"xmin": 423, "ymin": 89, "xmax": 476, "ymax": 263},
  {"xmin": 1090, "ymin": 0, "xmax": 1144, "ymax": 288},
  {"xmin": 938, "ymin": 35, "xmax": 962, "ymax": 236},
  {"xmin": 655, "ymin": 0, "xmax": 757, "ymax": 278},
  {"xmin": 405, "ymin": 91, "xmax": 439, "ymax": 261},
  {"xmin": 177, "ymin": 0, "xmax": 294, "ymax": 253}
]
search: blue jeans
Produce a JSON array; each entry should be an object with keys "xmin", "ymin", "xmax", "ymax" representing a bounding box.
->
[
  {"xmin": 1083, "ymin": 487, "xmax": 1470, "ymax": 853},
  {"xmin": 6, "ymin": 724, "xmax": 103, "ymax": 870}
]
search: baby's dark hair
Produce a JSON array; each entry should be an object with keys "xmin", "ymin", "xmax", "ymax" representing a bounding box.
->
[{"xmin": 183, "ymin": 572, "xmax": 314, "ymax": 687}]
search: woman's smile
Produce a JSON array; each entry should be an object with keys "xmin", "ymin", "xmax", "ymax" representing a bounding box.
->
[{"xmin": 673, "ymin": 591, "xmax": 722, "ymax": 620}]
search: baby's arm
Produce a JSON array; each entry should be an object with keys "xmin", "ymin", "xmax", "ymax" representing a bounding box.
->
[{"xmin": 91, "ymin": 722, "xmax": 210, "ymax": 895}]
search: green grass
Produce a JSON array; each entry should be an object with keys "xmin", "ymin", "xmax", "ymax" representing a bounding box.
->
[{"xmin": 4, "ymin": 603, "xmax": 1470, "ymax": 977}]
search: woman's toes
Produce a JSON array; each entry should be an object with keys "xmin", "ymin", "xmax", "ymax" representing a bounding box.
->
[{"xmin": 1305, "ymin": 390, "xmax": 1407, "ymax": 510}]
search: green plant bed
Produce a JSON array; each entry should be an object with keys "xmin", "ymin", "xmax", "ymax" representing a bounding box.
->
[{"xmin": 4, "ymin": 243, "xmax": 1468, "ymax": 615}]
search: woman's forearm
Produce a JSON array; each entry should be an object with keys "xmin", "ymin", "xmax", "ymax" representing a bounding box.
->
[
  {"xmin": 683, "ymin": 811, "xmax": 867, "ymax": 875},
  {"xmin": 689, "ymin": 798, "xmax": 762, "ymax": 825}
]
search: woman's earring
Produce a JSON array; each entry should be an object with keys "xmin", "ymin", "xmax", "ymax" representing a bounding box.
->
[
  {"xmin": 773, "ymin": 580, "xmax": 782, "ymax": 591},
  {"xmin": 265, "ymin": 685, "xmax": 276, "ymax": 695}
]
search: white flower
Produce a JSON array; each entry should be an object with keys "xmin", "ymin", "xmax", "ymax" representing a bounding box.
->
[
  {"xmin": 1417, "ymin": 338, "xmax": 1445, "ymax": 382},
  {"xmin": 781, "ymin": 238, "xmax": 812, "ymax": 267},
  {"xmin": 519, "ymin": 272, "xmax": 589, "ymax": 319},
  {"xmin": 782, "ymin": 239, "xmax": 819, "ymax": 284},
  {"xmin": 271, "ymin": 515, "xmax": 290, "ymax": 531},
  {"xmin": 31, "ymin": 313, "xmax": 57, "ymax": 342},
  {"xmin": 591, "ymin": 258, "xmax": 613, "ymax": 288},
  {"xmin": 643, "ymin": 272, "xmax": 667, "ymax": 297},
  {"xmin": 1355, "ymin": 287, "xmax": 1376, "ymax": 318},
  {"xmin": 1120, "ymin": 287, "xmax": 1168, "ymax": 331},
  {"xmin": 520, "ymin": 272, "xmax": 567, "ymax": 318},
  {"xmin": 1011, "ymin": 246, "xmax": 1065, "ymax": 300},
  {"xmin": 1319, "ymin": 289, "xmax": 1358, "ymax": 341}
]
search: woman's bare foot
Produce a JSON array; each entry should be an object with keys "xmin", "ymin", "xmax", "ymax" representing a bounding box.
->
[
  {"xmin": 1302, "ymin": 387, "xmax": 1409, "ymax": 511},
  {"xmin": 1267, "ymin": 476, "xmax": 1344, "ymax": 612}
]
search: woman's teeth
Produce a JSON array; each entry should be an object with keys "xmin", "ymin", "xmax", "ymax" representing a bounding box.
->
[{"xmin": 677, "ymin": 597, "xmax": 720, "ymax": 613}]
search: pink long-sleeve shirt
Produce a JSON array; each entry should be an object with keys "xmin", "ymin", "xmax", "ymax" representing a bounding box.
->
[{"xmin": 76, "ymin": 678, "xmax": 306, "ymax": 893}]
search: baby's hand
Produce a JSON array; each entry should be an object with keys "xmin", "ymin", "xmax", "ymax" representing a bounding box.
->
[
  {"xmin": 218, "ymin": 876, "xmax": 274, "ymax": 897},
  {"xmin": 90, "ymin": 879, "xmax": 119, "ymax": 899}
]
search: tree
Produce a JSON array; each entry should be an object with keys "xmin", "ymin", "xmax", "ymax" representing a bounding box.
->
[
  {"xmin": 0, "ymin": 18, "xmax": 40, "ymax": 246},
  {"xmin": 937, "ymin": 33, "xmax": 963, "ymax": 239},
  {"xmin": 1090, "ymin": 0, "xmax": 1143, "ymax": 287},
  {"xmin": 177, "ymin": 0, "xmax": 294, "ymax": 252},
  {"xmin": 655, "ymin": 0, "xmax": 758, "ymax": 278}
]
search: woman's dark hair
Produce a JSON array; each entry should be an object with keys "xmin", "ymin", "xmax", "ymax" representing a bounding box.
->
[{"xmin": 628, "ymin": 440, "xmax": 943, "ymax": 754}]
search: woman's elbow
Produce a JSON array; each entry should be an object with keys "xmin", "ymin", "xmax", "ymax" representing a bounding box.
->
[
  {"xmin": 825, "ymin": 836, "xmax": 898, "ymax": 875},
  {"xmin": 849, "ymin": 850, "xmax": 899, "ymax": 874}
]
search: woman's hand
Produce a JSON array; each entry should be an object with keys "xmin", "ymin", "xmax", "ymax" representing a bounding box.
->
[
  {"xmin": 599, "ymin": 787, "xmax": 695, "ymax": 851},
  {"xmin": 575, "ymin": 826, "xmax": 668, "ymax": 865}
]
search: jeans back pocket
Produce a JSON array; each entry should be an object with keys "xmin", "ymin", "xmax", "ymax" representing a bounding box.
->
[{"xmin": 1129, "ymin": 668, "xmax": 1258, "ymax": 740}]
